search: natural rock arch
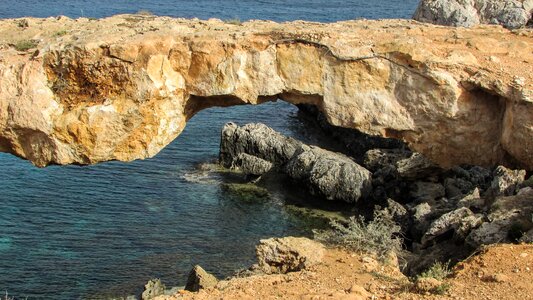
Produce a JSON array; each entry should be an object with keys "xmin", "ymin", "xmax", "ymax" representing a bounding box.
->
[{"xmin": 0, "ymin": 15, "xmax": 531, "ymax": 169}]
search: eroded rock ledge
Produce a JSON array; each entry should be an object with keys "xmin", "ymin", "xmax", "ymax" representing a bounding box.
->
[{"xmin": 0, "ymin": 15, "xmax": 531, "ymax": 168}]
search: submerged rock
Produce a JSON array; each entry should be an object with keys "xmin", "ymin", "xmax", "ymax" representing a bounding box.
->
[
  {"xmin": 285, "ymin": 145, "xmax": 372, "ymax": 203},
  {"xmin": 231, "ymin": 153, "xmax": 273, "ymax": 176},
  {"xmin": 414, "ymin": 0, "xmax": 533, "ymax": 29},
  {"xmin": 256, "ymin": 237, "xmax": 325, "ymax": 274},
  {"xmin": 185, "ymin": 265, "xmax": 218, "ymax": 292}
]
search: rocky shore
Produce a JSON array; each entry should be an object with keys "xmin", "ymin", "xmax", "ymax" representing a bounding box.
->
[
  {"xmin": 134, "ymin": 118, "xmax": 532, "ymax": 299},
  {"xmin": 219, "ymin": 121, "xmax": 533, "ymax": 272}
]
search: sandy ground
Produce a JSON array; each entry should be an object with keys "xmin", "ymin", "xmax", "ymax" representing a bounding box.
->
[{"xmin": 154, "ymin": 243, "xmax": 533, "ymax": 300}]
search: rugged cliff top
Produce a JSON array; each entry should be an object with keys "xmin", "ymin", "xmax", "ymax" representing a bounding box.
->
[
  {"xmin": 1, "ymin": 15, "xmax": 531, "ymax": 89},
  {"xmin": 0, "ymin": 15, "xmax": 531, "ymax": 168}
]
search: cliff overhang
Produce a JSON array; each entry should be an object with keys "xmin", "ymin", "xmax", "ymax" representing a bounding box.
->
[{"xmin": 0, "ymin": 15, "xmax": 531, "ymax": 168}]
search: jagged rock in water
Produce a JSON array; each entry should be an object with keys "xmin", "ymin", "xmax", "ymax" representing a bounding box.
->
[
  {"xmin": 467, "ymin": 189, "xmax": 533, "ymax": 246},
  {"xmin": 256, "ymin": 237, "xmax": 325, "ymax": 274},
  {"xmin": 185, "ymin": 265, "xmax": 218, "ymax": 292},
  {"xmin": 220, "ymin": 123, "xmax": 302, "ymax": 170},
  {"xmin": 231, "ymin": 153, "xmax": 273, "ymax": 176},
  {"xmin": 285, "ymin": 145, "xmax": 372, "ymax": 203},
  {"xmin": 414, "ymin": 0, "xmax": 533, "ymax": 29},
  {"xmin": 141, "ymin": 279, "xmax": 165, "ymax": 300},
  {"xmin": 0, "ymin": 17, "xmax": 531, "ymax": 169},
  {"xmin": 484, "ymin": 165, "xmax": 527, "ymax": 199}
]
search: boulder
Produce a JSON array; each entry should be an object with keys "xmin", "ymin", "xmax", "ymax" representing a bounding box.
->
[
  {"xmin": 395, "ymin": 153, "xmax": 442, "ymax": 180},
  {"xmin": 363, "ymin": 148, "xmax": 412, "ymax": 172},
  {"xmin": 141, "ymin": 279, "xmax": 165, "ymax": 300},
  {"xmin": 467, "ymin": 190, "xmax": 533, "ymax": 246},
  {"xmin": 409, "ymin": 181, "xmax": 446, "ymax": 203},
  {"xmin": 285, "ymin": 145, "xmax": 372, "ymax": 203},
  {"xmin": 421, "ymin": 207, "xmax": 482, "ymax": 246},
  {"xmin": 456, "ymin": 188, "xmax": 485, "ymax": 209},
  {"xmin": 414, "ymin": 0, "xmax": 533, "ymax": 29},
  {"xmin": 220, "ymin": 123, "xmax": 303, "ymax": 169},
  {"xmin": 256, "ymin": 237, "xmax": 325, "ymax": 274},
  {"xmin": 484, "ymin": 166, "xmax": 526, "ymax": 199},
  {"xmin": 185, "ymin": 265, "xmax": 218, "ymax": 292}
]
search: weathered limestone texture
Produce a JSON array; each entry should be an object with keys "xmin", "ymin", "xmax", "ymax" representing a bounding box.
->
[
  {"xmin": 414, "ymin": 0, "xmax": 533, "ymax": 29},
  {"xmin": 0, "ymin": 15, "xmax": 531, "ymax": 168}
]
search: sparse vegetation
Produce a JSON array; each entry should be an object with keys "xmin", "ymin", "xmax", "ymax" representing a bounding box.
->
[
  {"xmin": 314, "ymin": 210, "xmax": 402, "ymax": 260},
  {"xmin": 433, "ymin": 282, "xmax": 451, "ymax": 295},
  {"xmin": 224, "ymin": 18, "xmax": 242, "ymax": 25},
  {"xmin": 417, "ymin": 261, "xmax": 452, "ymax": 281},
  {"xmin": 53, "ymin": 30, "xmax": 68, "ymax": 37},
  {"xmin": 13, "ymin": 39, "xmax": 38, "ymax": 51},
  {"xmin": 16, "ymin": 19, "xmax": 29, "ymax": 28}
]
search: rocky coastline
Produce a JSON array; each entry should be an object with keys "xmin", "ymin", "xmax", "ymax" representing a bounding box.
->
[
  {"xmin": 131, "ymin": 117, "xmax": 533, "ymax": 299},
  {"xmin": 0, "ymin": 1, "xmax": 532, "ymax": 299}
]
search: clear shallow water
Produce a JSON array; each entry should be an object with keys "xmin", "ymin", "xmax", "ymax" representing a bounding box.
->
[{"xmin": 0, "ymin": 1, "xmax": 419, "ymax": 299}]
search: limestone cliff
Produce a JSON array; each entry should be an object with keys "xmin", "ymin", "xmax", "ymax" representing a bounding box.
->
[{"xmin": 0, "ymin": 15, "xmax": 531, "ymax": 168}]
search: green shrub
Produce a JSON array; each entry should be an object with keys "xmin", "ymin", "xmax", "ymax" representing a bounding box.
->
[
  {"xmin": 417, "ymin": 261, "xmax": 452, "ymax": 281},
  {"xmin": 53, "ymin": 30, "xmax": 68, "ymax": 37},
  {"xmin": 13, "ymin": 40, "xmax": 38, "ymax": 51},
  {"xmin": 314, "ymin": 210, "xmax": 402, "ymax": 260}
]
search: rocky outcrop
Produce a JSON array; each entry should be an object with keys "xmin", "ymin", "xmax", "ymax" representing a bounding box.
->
[
  {"xmin": 414, "ymin": 0, "xmax": 533, "ymax": 29},
  {"xmin": 255, "ymin": 237, "xmax": 325, "ymax": 274},
  {"xmin": 185, "ymin": 265, "xmax": 218, "ymax": 292},
  {"xmin": 285, "ymin": 145, "xmax": 372, "ymax": 202},
  {"xmin": 142, "ymin": 279, "xmax": 165, "ymax": 300},
  {"xmin": 220, "ymin": 123, "xmax": 302, "ymax": 171},
  {"xmin": 0, "ymin": 16, "xmax": 531, "ymax": 169},
  {"xmin": 220, "ymin": 123, "xmax": 372, "ymax": 203}
]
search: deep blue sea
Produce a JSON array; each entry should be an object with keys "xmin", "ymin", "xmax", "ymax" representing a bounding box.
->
[{"xmin": 0, "ymin": 1, "xmax": 419, "ymax": 299}]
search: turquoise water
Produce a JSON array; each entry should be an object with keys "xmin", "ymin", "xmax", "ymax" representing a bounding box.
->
[{"xmin": 0, "ymin": 1, "xmax": 419, "ymax": 299}]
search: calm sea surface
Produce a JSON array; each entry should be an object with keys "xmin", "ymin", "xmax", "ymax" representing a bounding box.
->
[{"xmin": 0, "ymin": 1, "xmax": 419, "ymax": 299}]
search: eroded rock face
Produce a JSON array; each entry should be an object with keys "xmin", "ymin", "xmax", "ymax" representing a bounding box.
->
[
  {"xmin": 0, "ymin": 16, "xmax": 531, "ymax": 169},
  {"xmin": 185, "ymin": 265, "xmax": 218, "ymax": 292},
  {"xmin": 414, "ymin": 0, "xmax": 533, "ymax": 29},
  {"xmin": 256, "ymin": 237, "xmax": 325, "ymax": 274}
]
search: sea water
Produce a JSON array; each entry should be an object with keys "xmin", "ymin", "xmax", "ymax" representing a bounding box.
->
[{"xmin": 0, "ymin": 1, "xmax": 419, "ymax": 298}]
